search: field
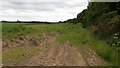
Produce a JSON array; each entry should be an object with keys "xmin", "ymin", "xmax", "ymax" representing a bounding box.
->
[{"xmin": 2, "ymin": 23, "xmax": 118, "ymax": 66}]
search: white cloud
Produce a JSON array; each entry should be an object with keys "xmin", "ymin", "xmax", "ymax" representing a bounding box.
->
[{"xmin": 0, "ymin": 0, "xmax": 88, "ymax": 22}]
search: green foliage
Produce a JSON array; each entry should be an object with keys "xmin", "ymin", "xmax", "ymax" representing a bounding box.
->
[
  {"xmin": 117, "ymin": 2, "xmax": 120, "ymax": 15},
  {"xmin": 77, "ymin": 2, "xmax": 115, "ymax": 27},
  {"xmin": 94, "ymin": 11, "xmax": 120, "ymax": 38},
  {"xmin": 75, "ymin": 3, "xmax": 120, "ymax": 65},
  {"xmin": 63, "ymin": 18, "xmax": 78, "ymax": 24},
  {"xmin": 108, "ymin": 33, "xmax": 120, "ymax": 50}
]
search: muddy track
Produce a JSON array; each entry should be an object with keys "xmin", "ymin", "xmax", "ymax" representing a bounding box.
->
[{"xmin": 6, "ymin": 32, "xmax": 103, "ymax": 66}]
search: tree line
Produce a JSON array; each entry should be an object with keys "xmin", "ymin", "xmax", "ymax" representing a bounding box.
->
[
  {"xmin": 1, "ymin": 20, "xmax": 58, "ymax": 24},
  {"xmin": 60, "ymin": 2, "xmax": 120, "ymax": 49}
]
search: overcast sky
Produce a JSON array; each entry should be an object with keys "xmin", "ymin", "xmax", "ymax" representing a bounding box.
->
[{"xmin": 0, "ymin": 0, "xmax": 88, "ymax": 22}]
